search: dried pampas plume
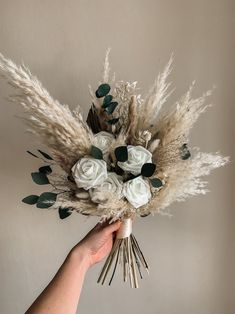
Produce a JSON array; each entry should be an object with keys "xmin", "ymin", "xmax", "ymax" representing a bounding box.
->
[{"xmin": 0, "ymin": 53, "xmax": 93, "ymax": 172}]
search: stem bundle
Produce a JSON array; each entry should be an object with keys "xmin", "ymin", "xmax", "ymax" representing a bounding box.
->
[{"xmin": 97, "ymin": 219, "xmax": 149, "ymax": 288}]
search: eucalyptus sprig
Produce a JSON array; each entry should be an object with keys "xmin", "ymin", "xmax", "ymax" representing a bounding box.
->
[
  {"xmin": 22, "ymin": 149, "xmax": 72, "ymax": 219},
  {"xmin": 95, "ymin": 83, "xmax": 120, "ymax": 125}
]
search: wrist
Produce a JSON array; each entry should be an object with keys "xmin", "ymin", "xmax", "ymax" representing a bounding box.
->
[{"xmin": 68, "ymin": 245, "xmax": 91, "ymax": 273}]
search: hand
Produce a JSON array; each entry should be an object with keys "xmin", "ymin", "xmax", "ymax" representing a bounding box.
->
[{"xmin": 72, "ymin": 219, "xmax": 121, "ymax": 269}]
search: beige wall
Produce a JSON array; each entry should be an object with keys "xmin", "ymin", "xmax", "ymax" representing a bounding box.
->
[{"xmin": 0, "ymin": 0, "xmax": 234, "ymax": 313}]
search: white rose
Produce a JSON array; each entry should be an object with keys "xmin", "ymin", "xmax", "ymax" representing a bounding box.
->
[
  {"xmin": 93, "ymin": 131, "xmax": 115, "ymax": 155},
  {"xmin": 123, "ymin": 176, "xmax": 151, "ymax": 208},
  {"xmin": 71, "ymin": 157, "xmax": 107, "ymax": 190},
  {"xmin": 89, "ymin": 172, "xmax": 123, "ymax": 203},
  {"xmin": 117, "ymin": 145, "xmax": 152, "ymax": 175}
]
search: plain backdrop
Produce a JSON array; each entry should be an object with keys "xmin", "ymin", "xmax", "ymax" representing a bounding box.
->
[{"xmin": 0, "ymin": 1, "xmax": 234, "ymax": 313}]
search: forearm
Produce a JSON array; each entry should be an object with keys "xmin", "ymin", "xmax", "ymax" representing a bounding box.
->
[{"xmin": 26, "ymin": 246, "xmax": 89, "ymax": 314}]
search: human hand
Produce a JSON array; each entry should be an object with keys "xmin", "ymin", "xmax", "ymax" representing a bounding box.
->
[{"xmin": 72, "ymin": 219, "xmax": 121, "ymax": 269}]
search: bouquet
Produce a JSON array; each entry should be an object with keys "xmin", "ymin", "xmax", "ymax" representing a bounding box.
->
[{"xmin": 0, "ymin": 50, "xmax": 228, "ymax": 288}]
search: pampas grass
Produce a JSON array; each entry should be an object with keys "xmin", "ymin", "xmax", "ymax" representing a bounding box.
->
[
  {"xmin": 136, "ymin": 54, "xmax": 174, "ymax": 131},
  {"xmin": 0, "ymin": 53, "xmax": 93, "ymax": 172}
]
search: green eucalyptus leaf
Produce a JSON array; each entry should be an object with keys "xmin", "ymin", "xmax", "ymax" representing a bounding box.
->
[
  {"xmin": 22, "ymin": 195, "xmax": 39, "ymax": 205},
  {"xmin": 107, "ymin": 118, "xmax": 119, "ymax": 125},
  {"xmin": 180, "ymin": 143, "xmax": 191, "ymax": 160},
  {"xmin": 36, "ymin": 192, "xmax": 57, "ymax": 208},
  {"xmin": 26, "ymin": 151, "xmax": 39, "ymax": 158},
  {"xmin": 102, "ymin": 94, "xmax": 113, "ymax": 108},
  {"xmin": 95, "ymin": 83, "xmax": 111, "ymax": 98},
  {"xmin": 31, "ymin": 172, "xmax": 49, "ymax": 185},
  {"xmin": 37, "ymin": 150, "xmax": 53, "ymax": 160},
  {"xmin": 105, "ymin": 101, "xmax": 118, "ymax": 114},
  {"xmin": 39, "ymin": 165, "xmax": 52, "ymax": 174},
  {"xmin": 115, "ymin": 146, "xmax": 128, "ymax": 162},
  {"xmin": 150, "ymin": 178, "xmax": 163, "ymax": 188},
  {"xmin": 141, "ymin": 163, "xmax": 156, "ymax": 177},
  {"xmin": 91, "ymin": 145, "xmax": 103, "ymax": 159},
  {"xmin": 59, "ymin": 207, "xmax": 72, "ymax": 219}
]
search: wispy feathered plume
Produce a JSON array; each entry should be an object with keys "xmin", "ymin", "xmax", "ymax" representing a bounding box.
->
[
  {"xmin": 151, "ymin": 82, "xmax": 214, "ymax": 170},
  {"xmin": 0, "ymin": 53, "xmax": 93, "ymax": 172},
  {"xmin": 144, "ymin": 151, "xmax": 229, "ymax": 216},
  {"xmin": 102, "ymin": 47, "xmax": 111, "ymax": 83},
  {"xmin": 136, "ymin": 54, "xmax": 174, "ymax": 131},
  {"xmin": 153, "ymin": 81, "xmax": 213, "ymax": 144}
]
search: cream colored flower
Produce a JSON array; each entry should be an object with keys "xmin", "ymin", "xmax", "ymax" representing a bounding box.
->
[
  {"xmin": 93, "ymin": 131, "xmax": 115, "ymax": 155},
  {"xmin": 118, "ymin": 145, "xmax": 152, "ymax": 175},
  {"xmin": 89, "ymin": 172, "xmax": 123, "ymax": 203},
  {"xmin": 71, "ymin": 157, "xmax": 107, "ymax": 190},
  {"xmin": 123, "ymin": 176, "xmax": 151, "ymax": 208}
]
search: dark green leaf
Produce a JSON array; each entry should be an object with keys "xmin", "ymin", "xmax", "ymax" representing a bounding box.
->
[
  {"xmin": 37, "ymin": 150, "xmax": 53, "ymax": 160},
  {"xmin": 115, "ymin": 146, "xmax": 128, "ymax": 162},
  {"xmin": 150, "ymin": 178, "xmax": 163, "ymax": 188},
  {"xmin": 180, "ymin": 143, "xmax": 191, "ymax": 160},
  {"xmin": 107, "ymin": 118, "xmax": 119, "ymax": 125},
  {"xmin": 105, "ymin": 102, "xmax": 118, "ymax": 114},
  {"xmin": 31, "ymin": 172, "xmax": 49, "ymax": 185},
  {"xmin": 27, "ymin": 151, "xmax": 39, "ymax": 158},
  {"xmin": 59, "ymin": 207, "xmax": 72, "ymax": 219},
  {"xmin": 141, "ymin": 163, "xmax": 156, "ymax": 177},
  {"xmin": 102, "ymin": 94, "xmax": 113, "ymax": 108},
  {"xmin": 36, "ymin": 192, "xmax": 57, "ymax": 208},
  {"xmin": 95, "ymin": 83, "xmax": 111, "ymax": 98},
  {"xmin": 91, "ymin": 145, "xmax": 103, "ymax": 159},
  {"xmin": 39, "ymin": 165, "xmax": 52, "ymax": 174},
  {"xmin": 22, "ymin": 195, "xmax": 39, "ymax": 205}
]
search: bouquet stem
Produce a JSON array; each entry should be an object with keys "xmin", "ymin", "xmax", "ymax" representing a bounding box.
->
[{"xmin": 97, "ymin": 218, "xmax": 149, "ymax": 288}]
